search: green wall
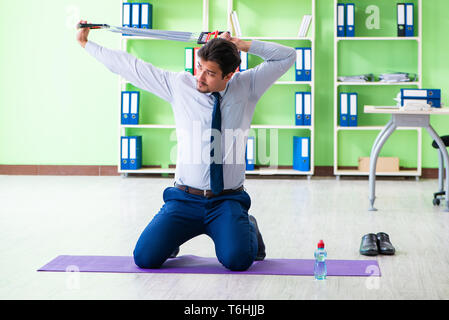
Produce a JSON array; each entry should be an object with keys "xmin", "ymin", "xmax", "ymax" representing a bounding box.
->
[{"xmin": 0, "ymin": 0, "xmax": 448, "ymax": 169}]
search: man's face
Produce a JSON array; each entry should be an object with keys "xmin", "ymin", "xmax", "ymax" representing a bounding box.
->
[{"xmin": 195, "ymin": 58, "xmax": 233, "ymax": 93}]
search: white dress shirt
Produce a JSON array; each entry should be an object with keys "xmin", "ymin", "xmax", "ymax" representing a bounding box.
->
[{"xmin": 85, "ymin": 40, "xmax": 296, "ymax": 190}]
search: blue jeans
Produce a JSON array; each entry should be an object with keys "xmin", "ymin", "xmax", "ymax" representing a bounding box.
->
[{"xmin": 133, "ymin": 186, "xmax": 258, "ymax": 271}]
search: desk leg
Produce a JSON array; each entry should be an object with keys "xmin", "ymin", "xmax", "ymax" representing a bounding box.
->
[
  {"xmin": 438, "ymin": 150, "xmax": 444, "ymax": 192},
  {"xmin": 425, "ymin": 125, "xmax": 449, "ymax": 212},
  {"xmin": 372, "ymin": 120, "xmax": 394, "ymax": 154},
  {"xmin": 368, "ymin": 121, "xmax": 397, "ymax": 211}
]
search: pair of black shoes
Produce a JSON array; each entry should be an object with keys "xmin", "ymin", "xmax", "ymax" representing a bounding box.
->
[
  {"xmin": 169, "ymin": 215, "xmax": 266, "ymax": 261},
  {"xmin": 360, "ymin": 232, "xmax": 395, "ymax": 256}
]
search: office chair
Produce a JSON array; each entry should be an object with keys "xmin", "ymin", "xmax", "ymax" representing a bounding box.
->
[{"xmin": 431, "ymin": 135, "xmax": 449, "ymax": 206}]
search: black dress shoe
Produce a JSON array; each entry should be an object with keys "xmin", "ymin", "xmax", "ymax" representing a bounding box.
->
[
  {"xmin": 376, "ymin": 232, "xmax": 395, "ymax": 255},
  {"xmin": 169, "ymin": 246, "xmax": 180, "ymax": 258},
  {"xmin": 360, "ymin": 233, "xmax": 379, "ymax": 256},
  {"xmin": 249, "ymin": 215, "xmax": 266, "ymax": 261}
]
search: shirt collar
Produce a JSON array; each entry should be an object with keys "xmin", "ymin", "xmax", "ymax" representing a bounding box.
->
[{"xmin": 205, "ymin": 82, "xmax": 229, "ymax": 99}]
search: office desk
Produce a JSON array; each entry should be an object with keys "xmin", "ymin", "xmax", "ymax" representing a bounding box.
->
[{"xmin": 364, "ymin": 106, "xmax": 449, "ymax": 212}]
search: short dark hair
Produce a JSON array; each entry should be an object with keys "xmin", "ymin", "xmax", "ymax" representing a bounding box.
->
[{"xmin": 197, "ymin": 38, "xmax": 241, "ymax": 78}]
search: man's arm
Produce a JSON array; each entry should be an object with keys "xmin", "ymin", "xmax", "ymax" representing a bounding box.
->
[
  {"xmin": 220, "ymin": 32, "xmax": 296, "ymax": 101},
  {"xmin": 247, "ymin": 41, "xmax": 296, "ymax": 100},
  {"xmin": 77, "ymin": 20, "xmax": 176, "ymax": 103}
]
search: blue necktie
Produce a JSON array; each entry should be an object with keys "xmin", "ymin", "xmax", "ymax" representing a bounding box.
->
[{"xmin": 210, "ymin": 92, "xmax": 224, "ymax": 195}]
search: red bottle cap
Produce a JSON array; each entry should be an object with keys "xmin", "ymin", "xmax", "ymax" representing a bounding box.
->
[{"xmin": 317, "ymin": 240, "xmax": 325, "ymax": 249}]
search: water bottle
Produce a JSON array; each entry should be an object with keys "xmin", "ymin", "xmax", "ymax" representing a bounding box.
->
[{"xmin": 314, "ymin": 240, "xmax": 327, "ymax": 280}]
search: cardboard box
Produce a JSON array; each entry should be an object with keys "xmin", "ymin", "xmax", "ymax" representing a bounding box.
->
[{"xmin": 358, "ymin": 157, "xmax": 399, "ymax": 172}]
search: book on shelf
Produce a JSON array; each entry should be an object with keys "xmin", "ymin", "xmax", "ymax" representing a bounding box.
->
[
  {"xmin": 297, "ymin": 15, "xmax": 312, "ymax": 37},
  {"xmin": 230, "ymin": 11, "xmax": 242, "ymax": 37}
]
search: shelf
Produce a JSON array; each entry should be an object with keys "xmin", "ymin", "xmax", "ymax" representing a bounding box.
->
[
  {"xmin": 333, "ymin": 0, "xmax": 423, "ymax": 178},
  {"xmin": 118, "ymin": 0, "xmax": 316, "ymax": 177},
  {"xmin": 336, "ymin": 82, "xmax": 420, "ymax": 86},
  {"xmin": 122, "ymin": 80, "xmax": 312, "ymax": 86},
  {"xmin": 251, "ymin": 125, "xmax": 311, "ymax": 129},
  {"xmin": 119, "ymin": 167, "xmax": 312, "ymax": 176},
  {"xmin": 336, "ymin": 126, "xmax": 420, "ymax": 131},
  {"xmin": 122, "ymin": 124, "xmax": 312, "ymax": 130},
  {"xmin": 336, "ymin": 37, "xmax": 419, "ymax": 41},
  {"xmin": 122, "ymin": 36, "xmax": 313, "ymax": 42},
  {"xmin": 119, "ymin": 167, "xmax": 176, "ymax": 174},
  {"xmin": 246, "ymin": 168, "xmax": 312, "ymax": 175},
  {"xmin": 275, "ymin": 81, "xmax": 312, "ymax": 85},
  {"xmin": 335, "ymin": 169, "xmax": 420, "ymax": 177},
  {"xmin": 240, "ymin": 36, "xmax": 312, "ymax": 41},
  {"xmin": 121, "ymin": 124, "xmax": 175, "ymax": 129}
]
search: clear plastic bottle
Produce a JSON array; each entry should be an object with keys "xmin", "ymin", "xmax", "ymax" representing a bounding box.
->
[{"xmin": 314, "ymin": 240, "xmax": 327, "ymax": 280}]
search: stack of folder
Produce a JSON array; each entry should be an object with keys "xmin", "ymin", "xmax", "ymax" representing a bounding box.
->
[
  {"xmin": 123, "ymin": 2, "xmax": 152, "ymax": 32},
  {"xmin": 295, "ymin": 92, "xmax": 312, "ymax": 126},
  {"xmin": 340, "ymin": 92, "xmax": 358, "ymax": 126},
  {"xmin": 400, "ymin": 89, "xmax": 441, "ymax": 108},
  {"xmin": 297, "ymin": 15, "xmax": 312, "ymax": 38},
  {"xmin": 121, "ymin": 91, "xmax": 140, "ymax": 125},
  {"xmin": 397, "ymin": 3, "xmax": 414, "ymax": 37},
  {"xmin": 293, "ymin": 136, "xmax": 310, "ymax": 172},
  {"xmin": 246, "ymin": 136, "xmax": 255, "ymax": 171},
  {"xmin": 379, "ymin": 72, "xmax": 416, "ymax": 83},
  {"xmin": 338, "ymin": 74, "xmax": 374, "ymax": 83},
  {"xmin": 337, "ymin": 3, "xmax": 355, "ymax": 37},
  {"xmin": 295, "ymin": 48, "xmax": 312, "ymax": 81},
  {"xmin": 121, "ymin": 136, "xmax": 142, "ymax": 170}
]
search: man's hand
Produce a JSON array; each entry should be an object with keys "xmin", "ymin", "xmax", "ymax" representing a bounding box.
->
[
  {"xmin": 77, "ymin": 20, "xmax": 90, "ymax": 48},
  {"xmin": 220, "ymin": 32, "xmax": 251, "ymax": 52}
]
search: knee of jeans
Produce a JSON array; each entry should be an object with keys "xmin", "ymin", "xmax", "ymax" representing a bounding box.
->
[
  {"xmin": 133, "ymin": 249, "xmax": 163, "ymax": 269},
  {"xmin": 220, "ymin": 249, "xmax": 255, "ymax": 271}
]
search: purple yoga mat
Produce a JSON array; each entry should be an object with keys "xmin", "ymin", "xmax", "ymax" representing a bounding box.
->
[{"xmin": 38, "ymin": 255, "xmax": 380, "ymax": 277}]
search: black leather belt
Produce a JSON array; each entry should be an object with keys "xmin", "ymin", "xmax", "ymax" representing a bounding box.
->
[{"xmin": 174, "ymin": 183, "xmax": 244, "ymax": 198}]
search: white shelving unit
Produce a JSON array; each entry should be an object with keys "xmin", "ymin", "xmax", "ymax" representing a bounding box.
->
[
  {"xmin": 333, "ymin": 0, "xmax": 422, "ymax": 178},
  {"xmin": 227, "ymin": 0, "xmax": 316, "ymax": 177},
  {"xmin": 119, "ymin": 0, "xmax": 316, "ymax": 176}
]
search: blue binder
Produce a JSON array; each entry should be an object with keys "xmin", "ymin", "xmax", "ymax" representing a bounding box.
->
[
  {"xmin": 401, "ymin": 89, "xmax": 441, "ymax": 99},
  {"xmin": 293, "ymin": 136, "xmax": 310, "ymax": 172},
  {"xmin": 140, "ymin": 3, "xmax": 153, "ymax": 29},
  {"xmin": 349, "ymin": 92, "xmax": 358, "ymax": 127},
  {"xmin": 303, "ymin": 92, "xmax": 312, "ymax": 126},
  {"xmin": 303, "ymin": 48, "xmax": 312, "ymax": 81},
  {"xmin": 245, "ymin": 136, "xmax": 255, "ymax": 171},
  {"xmin": 405, "ymin": 3, "xmax": 414, "ymax": 37},
  {"xmin": 295, "ymin": 48, "xmax": 304, "ymax": 81},
  {"xmin": 337, "ymin": 3, "xmax": 345, "ymax": 37},
  {"xmin": 240, "ymin": 51, "xmax": 248, "ymax": 72},
  {"xmin": 402, "ymin": 98, "xmax": 441, "ymax": 108},
  {"xmin": 340, "ymin": 93, "xmax": 349, "ymax": 127},
  {"xmin": 121, "ymin": 91, "xmax": 130, "ymax": 124},
  {"xmin": 128, "ymin": 136, "xmax": 142, "ymax": 170},
  {"xmin": 397, "ymin": 3, "xmax": 406, "ymax": 37},
  {"xmin": 122, "ymin": 2, "xmax": 132, "ymax": 36},
  {"xmin": 121, "ymin": 136, "xmax": 129, "ymax": 170},
  {"xmin": 346, "ymin": 3, "xmax": 355, "ymax": 37},
  {"xmin": 129, "ymin": 91, "xmax": 140, "ymax": 125},
  {"xmin": 131, "ymin": 3, "xmax": 141, "ymax": 28},
  {"xmin": 295, "ymin": 92, "xmax": 304, "ymax": 126}
]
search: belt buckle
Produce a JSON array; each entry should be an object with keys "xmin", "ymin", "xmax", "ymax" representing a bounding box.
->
[{"xmin": 204, "ymin": 189, "xmax": 208, "ymax": 197}]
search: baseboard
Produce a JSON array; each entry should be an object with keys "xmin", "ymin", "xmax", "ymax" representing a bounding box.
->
[{"xmin": 0, "ymin": 165, "xmax": 439, "ymax": 178}]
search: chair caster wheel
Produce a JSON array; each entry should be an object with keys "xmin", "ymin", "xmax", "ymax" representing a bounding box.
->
[{"xmin": 433, "ymin": 198, "xmax": 441, "ymax": 206}]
